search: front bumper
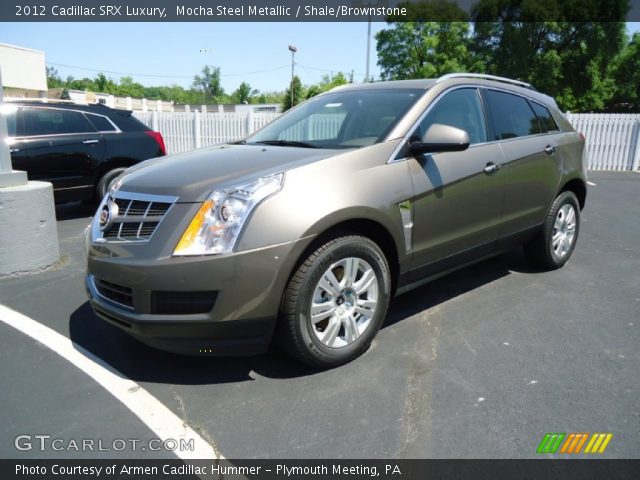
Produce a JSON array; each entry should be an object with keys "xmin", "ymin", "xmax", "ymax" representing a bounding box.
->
[{"xmin": 85, "ymin": 227, "xmax": 313, "ymax": 356}]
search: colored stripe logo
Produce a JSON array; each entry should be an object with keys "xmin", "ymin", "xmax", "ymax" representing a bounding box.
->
[{"xmin": 537, "ymin": 433, "xmax": 613, "ymax": 454}]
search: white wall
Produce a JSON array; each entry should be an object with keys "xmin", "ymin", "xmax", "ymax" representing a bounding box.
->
[{"xmin": 0, "ymin": 43, "xmax": 47, "ymax": 92}]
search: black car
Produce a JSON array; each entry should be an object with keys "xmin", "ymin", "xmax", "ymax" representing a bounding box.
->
[{"xmin": 1, "ymin": 101, "xmax": 166, "ymax": 203}]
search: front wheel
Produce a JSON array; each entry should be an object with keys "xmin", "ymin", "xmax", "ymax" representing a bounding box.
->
[
  {"xmin": 524, "ymin": 191, "xmax": 581, "ymax": 270},
  {"xmin": 278, "ymin": 235, "xmax": 391, "ymax": 368}
]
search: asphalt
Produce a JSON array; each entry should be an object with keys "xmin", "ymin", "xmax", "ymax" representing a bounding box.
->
[{"xmin": 0, "ymin": 171, "xmax": 638, "ymax": 459}]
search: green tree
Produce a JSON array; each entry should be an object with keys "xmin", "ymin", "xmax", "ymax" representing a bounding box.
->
[
  {"xmin": 306, "ymin": 72, "xmax": 349, "ymax": 99},
  {"xmin": 375, "ymin": 1, "xmax": 475, "ymax": 80},
  {"xmin": 192, "ymin": 65, "xmax": 224, "ymax": 103},
  {"xmin": 117, "ymin": 76, "xmax": 145, "ymax": 98},
  {"xmin": 282, "ymin": 76, "xmax": 304, "ymax": 111},
  {"xmin": 46, "ymin": 66, "xmax": 64, "ymax": 88},
  {"xmin": 471, "ymin": 0, "xmax": 629, "ymax": 111},
  {"xmin": 609, "ymin": 32, "xmax": 640, "ymax": 111},
  {"xmin": 232, "ymin": 82, "xmax": 258, "ymax": 104},
  {"xmin": 94, "ymin": 73, "xmax": 117, "ymax": 94},
  {"xmin": 256, "ymin": 91, "xmax": 286, "ymax": 104}
]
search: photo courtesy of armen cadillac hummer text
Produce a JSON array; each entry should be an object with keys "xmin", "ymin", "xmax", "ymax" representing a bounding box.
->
[{"xmin": 85, "ymin": 74, "xmax": 587, "ymax": 369}]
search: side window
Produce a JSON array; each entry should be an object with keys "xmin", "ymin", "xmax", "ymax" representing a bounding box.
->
[
  {"xmin": 0, "ymin": 105, "xmax": 18, "ymax": 136},
  {"xmin": 484, "ymin": 90, "xmax": 541, "ymax": 139},
  {"xmin": 530, "ymin": 101, "xmax": 560, "ymax": 133},
  {"xmin": 23, "ymin": 108, "xmax": 96, "ymax": 136},
  {"xmin": 414, "ymin": 88, "xmax": 487, "ymax": 145},
  {"xmin": 86, "ymin": 114, "xmax": 117, "ymax": 132}
]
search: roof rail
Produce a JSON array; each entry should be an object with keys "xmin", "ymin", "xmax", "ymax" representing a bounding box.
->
[
  {"xmin": 436, "ymin": 73, "xmax": 534, "ymax": 90},
  {"xmin": 3, "ymin": 98, "xmax": 82, "ymax": 105}
]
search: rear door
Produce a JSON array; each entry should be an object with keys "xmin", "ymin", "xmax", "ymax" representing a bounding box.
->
[
  {"xmin": 17, "ymin": 107, "xmax": 105, "ymax": 191},
  {"xmin": 406, "ymin": 87, "xmax": 506, "ymax": 278},
  {"xmin": 482, "ymin": 90, "xmax": 562, "ymax": 237}
]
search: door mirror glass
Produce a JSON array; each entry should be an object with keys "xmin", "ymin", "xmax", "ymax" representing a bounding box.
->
[{"xmin": 409, "ymin": 123, "xmax": 470, "ymax": 155}]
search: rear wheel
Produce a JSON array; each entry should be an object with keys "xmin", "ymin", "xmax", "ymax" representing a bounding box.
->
[
  {"xmin": 97, "ymin": 167, "xmax": 127, "ymax": 200},
  {"xmin": 278, "ymin": 235, "xmax": 391, "ymax": 368},
  {"xmin": 524, "ymin": 191, "xmax": 580, "ymax": 270}
]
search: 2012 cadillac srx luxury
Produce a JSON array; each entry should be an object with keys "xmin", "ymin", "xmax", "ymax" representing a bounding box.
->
[{"xmin": 85, "ymin": 73, "xmax": 587, "ymax": 368}]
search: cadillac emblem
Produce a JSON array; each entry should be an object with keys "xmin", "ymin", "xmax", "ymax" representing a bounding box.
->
[{"xmin": 99, "ymin": 198, "xmax": 119, "ymax": 231}]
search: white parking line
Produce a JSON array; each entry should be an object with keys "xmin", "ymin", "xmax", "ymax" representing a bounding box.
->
[{"xmin": 0, "ymin": 303, "xmax": 220, "ymax": 460}]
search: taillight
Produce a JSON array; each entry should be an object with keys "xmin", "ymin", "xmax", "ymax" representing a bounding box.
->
[
  {"xmin": 145, "ymin": 131, "xmax": 166, "ymax": 156},
  {"xmin": 579, "ymin": 132, "xmax": 586, "ymax": 141}
]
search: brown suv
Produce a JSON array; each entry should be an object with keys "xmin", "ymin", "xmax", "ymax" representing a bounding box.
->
[{"xmin": 85, "ymin": 73, "xmax": 586, "ymax": 368}]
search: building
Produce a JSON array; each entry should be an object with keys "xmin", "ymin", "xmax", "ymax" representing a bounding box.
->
[{"xmin": 0, "ymin": 43, "xmax": 47, "ymax": 98}]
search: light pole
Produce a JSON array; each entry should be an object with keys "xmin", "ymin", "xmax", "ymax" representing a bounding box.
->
[
  {"xmin": 365, "ymin": 17, "xmax": 371, "ymax": 82},
  {"xmin": 288, "ymin": 45, "xmax": 297, "ymax": 108}
]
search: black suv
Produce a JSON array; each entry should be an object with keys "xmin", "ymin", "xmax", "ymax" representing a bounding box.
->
[{"xmin": 1, "ymin": 101, "xmax": 166, "ymax": 203}]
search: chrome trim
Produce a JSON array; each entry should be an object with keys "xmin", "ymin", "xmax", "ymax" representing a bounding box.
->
[
  {"xmin": 387, "ymin": 83, "xmax": 557, "ymax": 164},
  {"xmin": 84, "ymin": 112, "xmax": 122, "ymax": 133},
  {"xmin": 399, "ymin": 200, "xmax": 413, "ymax": 254},
  {"xmin": 53, "ymin": 184, "xmax": 93, "ymax": 190},
  {"xmin": 87, "ymin": 274, "xmax": 134, "ymax": 311},
  {"xmin": 91, "ymin": 191, "xmax": 178, "ymax": 244},
  {"xmin": 437, "ymin": 73, "xmax": 533, "ymax": 90},
  {"xmin": 12, "ymin": 105, "xmax": 122, "ymax": 137},
  {"xmin": 111, "ymin": 190, "xmax": 179, "ymax": 204}
]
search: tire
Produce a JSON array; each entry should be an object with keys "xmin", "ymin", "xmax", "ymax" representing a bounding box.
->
[
  {"xmin": 524, "ymin": 191, "xmax": 580, "ymax": 270},
  {"xmin": 278, "ymin": 235, "xmax": 391, "ymax": 369},
  {"xmin": 97, "ymin": 167, "xmax": 127, "ymax": 200}
]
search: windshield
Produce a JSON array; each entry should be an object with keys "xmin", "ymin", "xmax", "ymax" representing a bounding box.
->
[{"xmin": 247, "ymin": 88, "xmax": 424, "ymax": 149}]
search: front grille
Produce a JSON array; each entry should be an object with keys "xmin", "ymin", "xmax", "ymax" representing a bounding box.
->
[
  {"xmin": 101, "ymin": 194, "xmax": 173, "ymax": 241},
  {"xmin": 151, "ymin": 291, "xmax": 218, "ymax": 315},
  {"xmin": 95, "ymin": 278, "xmax": 134, "ymax": 309}
]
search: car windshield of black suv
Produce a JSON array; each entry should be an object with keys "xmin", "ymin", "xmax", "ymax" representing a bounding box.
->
[{"xmin": 247, "ymin": 89, "xmax": 423, "ymax": 149}]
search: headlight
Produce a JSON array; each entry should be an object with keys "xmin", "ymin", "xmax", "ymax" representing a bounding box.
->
[{"xmin": 173, "ymin": 173, "xmax": 284, "ymax": 256}]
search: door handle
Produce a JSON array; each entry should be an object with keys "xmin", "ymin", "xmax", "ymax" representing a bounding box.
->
[
  {"xmin": 82, "ymin": 139, "xmax": 100, "ymax": 145},
  {"xmin": 544, "ymin": 145, "xmax": 557, "ymax": 155},
  {"xmin": 484, "ymin": 162, "xmax": 501, "ymax": 174}
]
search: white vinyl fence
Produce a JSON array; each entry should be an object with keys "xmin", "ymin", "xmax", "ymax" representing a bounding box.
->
[
  {"xmin": 566, "ymin": 113, "xmax": 640, "ymax": 171},
  {"xmin": 135, "ymin": 111, "xmax": 640, "ymax": 171},
  {"xmin": 133, "ymin": 110, "xmax": 280, "ymax": 155}
]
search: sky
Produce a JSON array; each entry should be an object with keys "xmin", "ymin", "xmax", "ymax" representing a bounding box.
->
[
  {"xmin": 0, "ymin": 22, "xmax": 388, "ymax": 94},
  {"xmin": 1, "ymin": 21, "xmax": 639, "ymax": 95}
]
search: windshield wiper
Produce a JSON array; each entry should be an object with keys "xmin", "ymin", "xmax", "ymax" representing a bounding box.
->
[{"xmin": 251, "ymin": 140, "xmax": 319, "ymax": 148}]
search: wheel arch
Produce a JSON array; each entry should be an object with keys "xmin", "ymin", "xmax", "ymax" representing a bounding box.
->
[
  {"xmin": 287, "ymin": 217, "xmax": 402, "ymax": 297},
  {"xmin": 558, "ymin": 177, "xmax": 587, "ymax": 210},
  {"xmin": 96, "ymin": 157, "xmax": 138, "ymax": 186}
]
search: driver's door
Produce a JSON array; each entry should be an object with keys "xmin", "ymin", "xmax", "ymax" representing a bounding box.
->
[{"xmin": 406, "ymin": 88, "xmax": 506, "ymax": 279}]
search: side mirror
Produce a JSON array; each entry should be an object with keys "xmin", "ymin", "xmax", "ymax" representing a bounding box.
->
[{"xmin": 409, "ymin": 123, "xmax": 470, "ymax": 156}]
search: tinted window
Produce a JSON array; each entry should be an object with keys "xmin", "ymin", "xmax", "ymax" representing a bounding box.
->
[
  {"xmin": 24, "ymin": 108, "xmax": 95, "ymax": 136},
  {"xmin": 530, "ymin": 102, "xmax": 559, "ymax": 133},
  {"xmin": 415, "ymin": 88, "xmax": 487, "ymax": 145},
  {"xmin": 87, "ymin": 114, "xmax": 117, "ymax": 132},
  {"xmin": 485, "ymin": 90, "xmax": 541, "ymax": 140},
  {"xmin": 0, "ymin": 105, "xmax": 17, "ymax": 136}
]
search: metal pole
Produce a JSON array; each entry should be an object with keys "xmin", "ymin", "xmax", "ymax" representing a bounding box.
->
[
  {"xmin": 365, "ymin": 17, "xmax": 371, "ymax": 82},
  {"xmin": 0, "ymin": 67, "xmax": 12, "ymax": 174},
  {"xmin": 0, "ymin": 67, "xmax": 27, "ymax": 186},
  {"xmin": 290, "ymin": 50, "xmax": 295, "ymax": 108},
  {"xmin": 288, "ymin": 45, "xmax": 297, "ymax": 109}
]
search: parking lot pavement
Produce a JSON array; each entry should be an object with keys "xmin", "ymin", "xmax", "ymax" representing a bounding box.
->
[{"xmin": 0, "ymin": 171, "xmax": 638, "ymax": 459}]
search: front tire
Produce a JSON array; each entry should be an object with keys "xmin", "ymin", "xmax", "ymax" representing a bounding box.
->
[
  {"xmin": 524, "ymin": 191, "xmax": 580, "ymax": 270},
  {"xmin": 278, "ymin": 235, "xmax": 391, "ymax": 368}
]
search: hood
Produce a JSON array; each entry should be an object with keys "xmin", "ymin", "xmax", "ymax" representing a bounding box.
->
[{"xmin": 115, "ymin": 144, "xmax": 339, "ymax": 202}]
